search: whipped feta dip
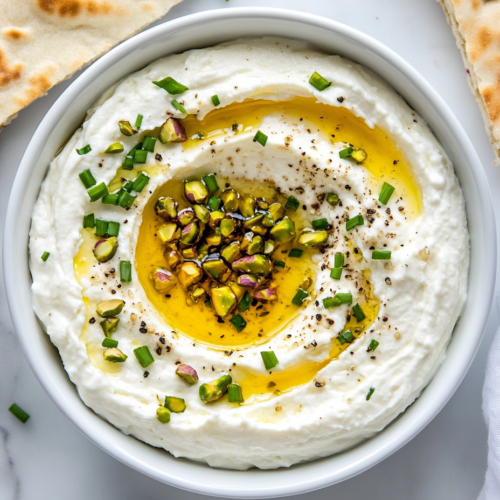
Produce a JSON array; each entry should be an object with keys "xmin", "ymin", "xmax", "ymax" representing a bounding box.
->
[{"xmin": 29, "ymin": 37, "xmax": 468, "ymax": 470}]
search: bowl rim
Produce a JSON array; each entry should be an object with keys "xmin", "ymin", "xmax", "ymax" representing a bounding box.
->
[{"xmin": 3, "ymin": 7, "xmax": 496, "ymax": 498}]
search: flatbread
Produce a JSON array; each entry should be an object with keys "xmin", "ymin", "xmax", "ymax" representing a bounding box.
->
[
  {"xmin": 438, "ymin": 0, "xmax": 500, "ymax": 161},
  {"xmin": 0, "ymin": 0, "xmax": 182, "ymax": 128}
]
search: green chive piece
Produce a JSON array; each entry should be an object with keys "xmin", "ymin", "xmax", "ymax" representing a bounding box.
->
[
  {"xmin": 135, "ymin": 114, "xmax": 143, "ymax": 128},
  {"xmin": 211, "ymin": 95, "xmax": 220, "ymax": 106},
  {"xmin": 366, "ymin": 387, "xmax": 375, "ymax": 401},
  {"xmin": 372, "ymin": 250, "xmax": 392, "ymax": 260},
  {"xmin": 102, "ymin": 338, "xmax": 118, "ymax": 348},
  {"xmin": 123, "ymin": 181, "xmax": 134, "ymax": 193},
  {"xmin": 203, "ymin": 174, "xmax": 219, "ymax": 193},
  {"xmin": 312, "ymin": 218, "xmax": 329, "ymax": 230},
  {"xmin": 337, "ymin": 330, "xmax": 355, "ymax": 345},
  {"xmin": 133, "ymin": 346, "xmax": 154, "ymax": 368},
  {"xmin": 330, "ymin": 267, "xmax": 342, "ymax": 280},
  {"xmin": 208, "ymin": 196, "xmax": 221, "ymax": 211},
  {"xmin": 107, "ymin": 221, "xmax": 120, "ymax": 238},
  {"xmin": 309, "ymin": 71, "xmax": 331, "ymax": 91},
  {"xmin": 118, "ymin": 190, "xmax": 136, "ymax": 209},
  {"xmin": 323, "ymin": 293, "xmax": 353, "ymax": 309},
  {"xmin": 230, "ymin": 314, "xmax": 247, "ymax": 332},
  {"xmin": 339, "ymin": 146, "xmax": 353, "ymax": 159},
  {"xmin": 102, "ymin": 193, "xmax": 119, "ymax": 205},
  {"xmin": 288, "ymin": 248, "xmax": 303, "ymax": 258},
  {"xmin": 334, "ymin": 253, "xmax": 344, "ymax": 268},
  {"xmin": 285, "ymin": 196, "xmax": 300, "ymax": 211},
  {"xmin": 253, "ymin": 130, "xmax": 268, "ymax": 147},
  {"xmin": 120, "ymin": 261, "xmax": 132, "ymax": 282},
  {"xmin": 41, "ymin": 252, "xmax": 50, "ymax": 262},
  {"xmin": 292, "ymin": 288, "xmax": 309, "ymax": 306},
  {"xmin": 153, "ymin": 77, "xmax": 189, "ymax": 95},
  {"xmin": 368, "ymin": 339, "xmax": 379, "ymax": 352},
  {"xmin": 79, "ymin": 169, "xmax": 96, "ymax": 189},
  {"xmin": 134, "ymin": 149, "xmax": 148, "ymax": 164},
  {"xmin": 227, "ymin": 384, "xmax": 244, "ymax": 403},
  {"xmin": 87, "ymin": 182, "xmax": 109, "ymax": 202},
  {"xmin": 9, "ymin": 404, "xmax": 30, "ymax": 423},
  {"xmin": 95, "ymin": 218, "xmax": 108, "ymax": 237},
  {"xmin": 238, "ymin": 292, "xmax": 252, "ymax": 312},
  {"xmin": 352, "ymin": 303, "xmax": 366, "ymax": 322},
  {"xmin": 142, "ymin": 136, "xmax": 156, "ymax": 153},
  {"xmin": 346, "ymin": 214, "xmax": 364, "ymax": 231},
  {"xmin": 76, "ymin": 144, "xmax": 92, "ymax": 155},
  {"xmin": 123, "ymin": 144, "xmax": 141, "ymax": 169},
  {"xmin": 104, "ymin": 142, "xmax": 124, "ymax": 154},
  {"xmin": 378, "ymin": 182, "xmax": 395, "ymax": 205},
  {"xmin": 261, "ymin": 351, "xmax": 279, "ymax": 370},
  {"xmin": 274, "ymin": 260, "xmax": 285, "ymax": 268},
  {"xmin": 132, "ymin": 172, "xmax": 150, "ymax": 192},
  {"xmin": 172, "ymin": 100, "xmax": 187, "ymax": 114},
  {"xmin": 83, "ymin": 213, "xmax": 95, "ymax": 228}
]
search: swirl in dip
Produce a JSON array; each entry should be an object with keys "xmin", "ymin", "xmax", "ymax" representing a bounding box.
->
[{"xmin": 29, "ymin": 37, "xmax": 468, "ymax": 470}]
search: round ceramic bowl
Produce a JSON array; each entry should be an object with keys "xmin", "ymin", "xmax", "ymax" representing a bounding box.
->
[{"xmin": 3, "ymin": 7, "xmax": 496, "ymax": 498}]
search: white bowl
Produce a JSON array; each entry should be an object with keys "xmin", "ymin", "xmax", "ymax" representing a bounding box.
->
[{"xmin": 3, "ymin": 7, "xmax": 496, "ymax": 498}]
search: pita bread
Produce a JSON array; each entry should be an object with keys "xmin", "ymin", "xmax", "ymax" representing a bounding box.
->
[
  {"xmin": 0, "ymin": 0, "xmax": 182, "ymax": 128},
  {"xmin": 438, "ymin": 0, "xmax": 500, "ymax": 161}
]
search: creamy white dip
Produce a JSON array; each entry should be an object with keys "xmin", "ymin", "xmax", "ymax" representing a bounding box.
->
[{"xmin": 29, "ymin": 37, "xmax": 468, "ymax": 469}]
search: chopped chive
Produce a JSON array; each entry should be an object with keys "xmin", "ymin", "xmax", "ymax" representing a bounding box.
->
[
  {"xmin": 334, "ymin": 253, "xmax": 344, "ymax": 268},
  {"xmin": 118, "ymin": 190, "xmax": 136, "ymax": 209},
  {"xmin": 253, "ymin": 130, "xmax": 268, "ymax": 147},
  {"xmin": 9, "ymin": 404, "xmax": 30, "ymax": 423},
  {"xmin": 107, "ymin": 221, "xmax": 120, "ymax": 238},
  {"xmin": 339, "ymin": 146, "xmax": 354, "ymax": 159},
  {"xmin": 76, "ymin": 144, "xmax": 92, "ymax": 155},
  {"xmin": 132, "ymin": 172, "xmax": 150, "ymax": 192},
  {"xmin": 274, "ymin": 260, "xmax": 285, "ymax": 268},
  {"xmin": 288, "ymin": 248, "xmax": 303, "ymax": 258},
  {"xmin": 123, "ymin": 181, "xmax": 134, "ymax": 193},
  {"xmin": 323, "ymin": 293, "xmax": 353, "ymax": 309},
  {"xmin": 102, "ymin": 338, "xmax": 118, "ymax": 348},
  {"xmin": 238, "ymin": 292, "xmax": 252, "ymax": 312},
  {"xmin": 104, "ymin": 142, "xmax": 124, "ymax": 154},
  {"xmin": 83, "ymin": 213, "xmax": 95, "ymax": 228},
  {"xmin": 142, "ymin": 136, "xmax": 156, "ymax": 152},
  {"xmin": 41, "ymin": 251, "xmax": 50, "ymax": 262},
  {"xmin": 95, "ymin": 218, "xmax": 108, "ymax": 237},
  {"xmin": 337, "ymin": 330, "xmax": 355, "ymax": 345},
  {"xmin": 172, "ymin": 100, "xmax": 187, "ymax": 114},
  {"xmin": 122, "ymin": 144, "xmax": 140, "ymax": 169},
  {"xmin": 79, "ymin": 169, "xmax": 96, "ymax": 189},
  {"xmin": 352, "ymin": 303, "xmax": 366, "ymax": 322},
  {"xmin": 135, "ymin": 114, "xmax": 143, "ymax": 128},
  {"xmin": 133, "ymin": 346, "xmax": 154, "ymax": 368},
  {"xmin": 203, "ymin": 174, "xmax": 219, "ymax": 193},
  {"xmin": 102, "ymin": 193, "xmax": 119, "ymax": 205},
  {"xmin": 368, "ymin": 339, "xmax": 379, "ymax": 352},
  {"xmin": 330, "ymin": 267, "xmax": 342, "ymax": 280},
  {"xmin": 120, "ymin": 260, "xmax": 132, "ymax": 282},
  {"xmin": 378, "ymin": 182, "xmax": 395, "ymax": 205},
  {"xmin": 208, "ymin": 196, "xmax": 221, "ymax": 211},
  {"xmin": 372, "ymin": 250, "xmax": 391, "ymax": 260},
  {"xmin": 261, "ymin": 351, "xmax": 279, "ymax": 370},
  {"xmin": 292, "ymin": 288, "xmax": 309, "ymax": 306},
  {"xmin": 211, "ymin": 95, "xmax": 220, "ymax": 106},
  {"xmin": 134, "ymin": 149, "xmax": 148, "ymax": 164},
  {"xmin": 346, "ymin": 214, "xmax": 364, "ymax": 231},
  {"xmin": 230, "ymin": 314, "xmax": 247, "ymax": 332},
  {"xmin": 285, "ymin": 196, "xmax": 300, "ymax": 211},
  {"xmin": 312, "ymin": 218, "xmax": 329, "ymax": 230},
  {"xmin": 87, "ymin": 182, "xmax": 109, "ymax": 202},
  {"xmin": 227, "ymin": 384, "xmax": 244, "ymax": 403},
  {"xmin": 153, "ymin": 77, "xmax": 189, "ymax": 94},
  {"xmin": 309, "ymin": 71, "xmax": 331, "ymax": 91},
  {"xmin": 366, "ymin": 387, "xmax": 375, "ymax": 401}
]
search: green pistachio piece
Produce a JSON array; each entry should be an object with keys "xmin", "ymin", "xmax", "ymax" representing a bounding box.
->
[
  {"xmin": 177, "ymin": 207, "xmax": 195, "ymax": 226},
  {"xmin": 182, "ymin": 247, "xmax": 198, "ymax": 259},
  {"xmin": 156, "ymin": 406, "xmax": 171, "ymax": 423},
  {"xmin": 237, "ymin": 274, "xmax": 264, "ymax": 288},
  {"xmin": 100, "ymin": 317, "xmax": 119, "ymax": 337},
  {"xmin": 240, "ymin": 231, "xmax": 253, "ymax": 252},
  {"xmin": 96, "ymin": 299, "xmax": 125, "ymax": 318},
  {"xmin": 243, "ymin": 214, "xmax": 268, "ymax": 236},
  {"xmin": 191, "ymin": 287, "xmax": 206, "ymax": 303},
  {"xmin": 158, "ymin": 223, "xmax": 180, "ymax": 244},
  {"xmin": 151, "ymin": 267, "xmax": 177, "ymax": 293},
  {"xmin": 220, "ymin": 217, "xmax": 237, "ymax": 238},
  {"xmin": 164, "ymin": 396, "xmax": 186, "ymax": 413},
  {"xmin": 180, "ymin": 222, "xmax": 199, "ymax": 246},
  {"xmin": 103, "ymin": 347, "xmax": 128, "ymax": 363},
  {"xmin": 194, "ymin": 204, "xmax": 210, "ymax": 224},
  {"xmin": 105, "ymin": 142, "xmax": 124, "ymax": 154},
  {"xmin": 239, "ymin": 195, "xmax": 256, "ymax": 217},
  {"xmin": 221, "ymin": 242, "xmax": 242, "ymax": 263},
  {"xmin": 270, "ymin": 216, "xmax": 295, "ymax": 243},
  {"xmin": 93, "ymin": 237, "xmax": 118, "ymax": 263},
  {"xmin": 203, "ymin": 258, "xmax": 231, "ymax": 282},
  {"xmin": 175, "ymin": 364, "xmax": 199, "ymax": 384},
  {"xmin": 247, "ymin": 235, "xmax": 264, "ymax": 255},
  {"xmin": 209, "ymin": 211, "xmax": 225, "ymax": 229},
  {"xmin": 326, "ymin": 193, "xmax": 339, "ymax": 206},
  {"xmin": 184, "ymin": 180, "xmax": 208, "ymax": 204},
  {"xmin": 155, "ymin": 197, "xmax": 178, "ymax": 220},
  {"xmin": 256, "ymin": 197, "xmax": 269, "ymax": 210},
  {"xmin": 263, "ymin": 202, "xmax": 285, "ymax": 226},
  {"xmin": 199, "ymin": 374, "xmax": 232, "ymax": 403},
  {"xmin": 232, "ymin": 254, "xmax": 272, "ymax": 276},
  {"xmin": 300, "ymin": 277, "xmax": 313, "ymax": 290},
  {"xmin": 229, "ymin": 281, "xmax": 246, "ymax": 302},
  {"xmin": 350, "ymin": 148, "xmax": 367, "ymax": 163},
  {"xmin": 264, "ymin": 240, "xmax": 276, "ymax": 255},
  {"xmin": 118, "ymin": 120, "xmax": 137, "ymax": 136},
  {"xmin": 205, "ymin": 230, "xmax": 222, "ymax": 247},
  {"xmin": 177, "ymin": 261, "xmax": 203, "ymax": 289},
  {"xmin": 220, "ymin": 188, "xmax": 239, "ymax": 212},
  {"xmin": 164, "ymin": 246, "xmax": 183, "ymax": 270},
  {"xmin": 253, "ymin": 287, "xmax": 278, "ymax": 302},
  {"xmin": 298, "ymin": 229, "xmax": 328, "ymax": 247},
  {"xmin": 197, "ymin": 242, "xmax": 209, "ymax": 260},
  {"xmin": 211, "ymin": 286, "xmax": 237, "ymax": 317},
  {"xmin": 159, "ymin": 117, "xmax": 187, "ymax": 143}
]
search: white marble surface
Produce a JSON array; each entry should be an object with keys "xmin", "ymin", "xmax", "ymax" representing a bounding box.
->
[{"xmin": 1, "ymin": 0, "xmax": 499, "ymax": 498}]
